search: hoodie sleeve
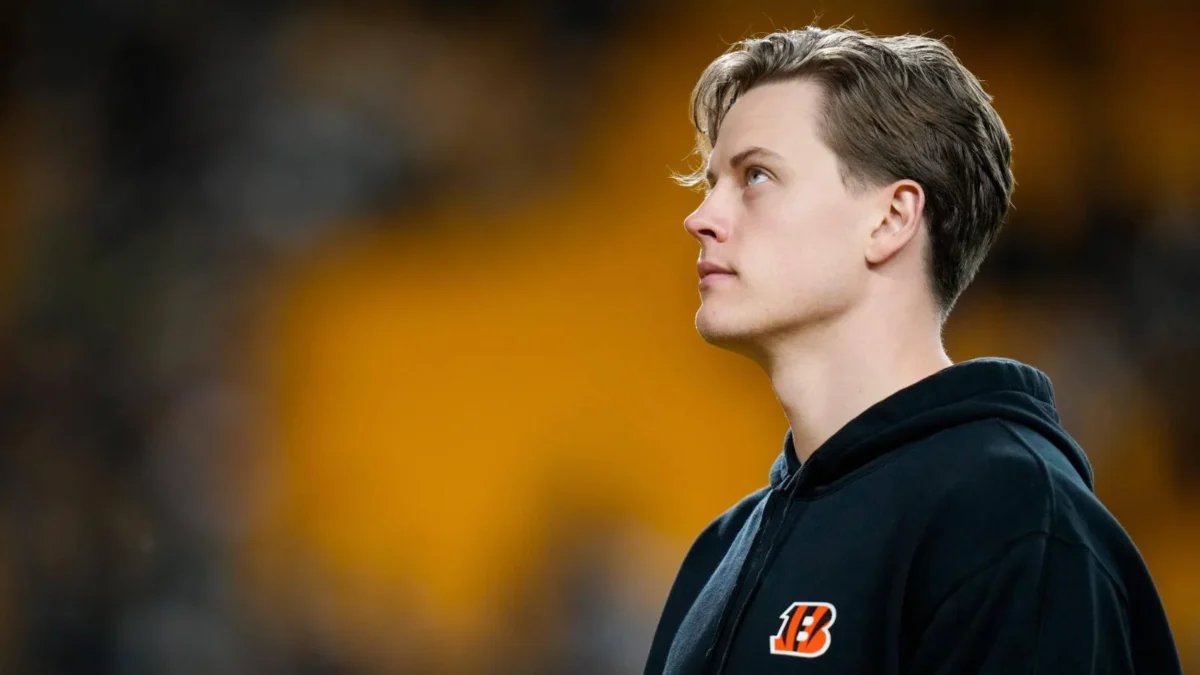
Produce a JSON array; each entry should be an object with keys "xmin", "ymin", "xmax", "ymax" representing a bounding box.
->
[{"xmin": 907, "ymin": 531, "xmax": 1138, "ymax": 674}]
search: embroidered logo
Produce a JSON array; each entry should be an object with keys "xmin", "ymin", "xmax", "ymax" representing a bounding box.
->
[{"xmin": 769, "ymin": 602, "xmax": 836, "ymax": 657}]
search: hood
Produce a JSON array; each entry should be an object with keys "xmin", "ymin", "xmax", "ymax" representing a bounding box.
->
[{"xmin": 768, "ymin": 357, "xmax": 1094, "ymax": 494}]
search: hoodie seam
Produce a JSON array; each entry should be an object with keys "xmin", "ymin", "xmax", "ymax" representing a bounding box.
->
[
  {"xmin": 992, "ymin": 422, "xmax": 1133, "ymax": 597},
  {"xmin": 916, "ymin": 530, "xmax": 1052, "ymax": 635},
  {"xmin": 995, "ymin": 419, "xmax": 1057, "ymax": 534},
  {"xmin": 913, "ymin": 417, "xmax": 1062, "ymax": 644},
  {"xmin": 1000, "ymin": 416, "xmax": 1057, "ymax": 675},
  {"xmin": 993, "ymin": 418, "xmax": 1132, "ymax": 674},
  {"xmin": 994, "ymin": 420, "xmax": 1130, "ymax": 607},
  {"xmin": 1046, "ymin": 533, "xmax": 1133, "ymax": 614}
]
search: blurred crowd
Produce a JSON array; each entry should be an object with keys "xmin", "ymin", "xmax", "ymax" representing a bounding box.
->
[{"xmin": 0, "ymin": 0, "xmax": 1196, "ymax": 673}]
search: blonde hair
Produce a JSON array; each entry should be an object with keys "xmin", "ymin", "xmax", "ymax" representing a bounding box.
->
[{"xmin": 681, "ymin": 27, "xmax": 1014, "ymax": 315}]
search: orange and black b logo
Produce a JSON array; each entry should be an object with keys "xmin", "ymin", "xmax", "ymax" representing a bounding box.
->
[{"xmin": 769, "ymin": 602, "xmax": 836, "ymax": 658}]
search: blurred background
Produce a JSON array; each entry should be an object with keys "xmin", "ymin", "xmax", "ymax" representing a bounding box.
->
[{"xmin": 0, "ymin": 0, "xmax": 1196, "ymax": 672}]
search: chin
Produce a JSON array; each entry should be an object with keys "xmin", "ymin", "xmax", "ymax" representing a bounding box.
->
[
  {"xmin": 695, "ymin": 305, "xmax": 763, "ymax": 350},
  {"xmin": 695, "ymin": 300, "xmax": 821, "ymax": 359}
]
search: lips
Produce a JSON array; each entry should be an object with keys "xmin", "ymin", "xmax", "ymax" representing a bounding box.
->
[{"xmin": 697, "ymin": 260, "xmax": 736, "ymax": 280}]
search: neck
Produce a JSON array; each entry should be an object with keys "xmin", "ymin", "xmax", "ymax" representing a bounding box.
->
[{"xmin": 760, "ymin": 299, "xmax": 952, "ymax": 463}]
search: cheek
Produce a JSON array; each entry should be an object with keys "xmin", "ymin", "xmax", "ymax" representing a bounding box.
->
[{"xmin": 759, "ymin": 193, "xmax": 865, "ymax": 295}]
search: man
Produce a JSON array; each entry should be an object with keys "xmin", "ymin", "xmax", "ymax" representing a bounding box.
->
[{"xmin": 644, "ymin": 27, "xmax": 1183, "ymax": 674}]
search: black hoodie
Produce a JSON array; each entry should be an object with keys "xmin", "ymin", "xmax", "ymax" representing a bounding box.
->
[{"xmin": 644, "ymin": 358, "xmax": 1182, "ymax": 674}]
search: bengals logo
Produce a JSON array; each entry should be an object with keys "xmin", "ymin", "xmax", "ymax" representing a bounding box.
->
[{"xmin": 769, "ymin": 602, "xmax": 836, "ymax": 657}]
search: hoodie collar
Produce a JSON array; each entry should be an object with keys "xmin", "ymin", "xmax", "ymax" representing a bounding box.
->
[{"xmin": 768, "ymin": 357, "xmax": 1088, "ymax": 493}]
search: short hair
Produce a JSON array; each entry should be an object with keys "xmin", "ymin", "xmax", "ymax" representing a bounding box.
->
[{"xmin": 680, "ymin": 27, "xmax": 1014, "ymax": 317}]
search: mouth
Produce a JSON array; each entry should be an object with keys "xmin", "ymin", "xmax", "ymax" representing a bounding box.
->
[{"xmin": 697, "ymin": 261, "xmax": 736, "ymax": 286}]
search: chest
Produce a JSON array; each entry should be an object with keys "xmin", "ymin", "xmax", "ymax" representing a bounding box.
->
[{"xmin": 666, "ymin": 495, "xmax": 924, "ymax": 675}]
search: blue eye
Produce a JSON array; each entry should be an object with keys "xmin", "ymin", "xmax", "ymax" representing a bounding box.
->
[{"xmin": 746, "ymin": 167, "xmax": 770, "ymax": 185}]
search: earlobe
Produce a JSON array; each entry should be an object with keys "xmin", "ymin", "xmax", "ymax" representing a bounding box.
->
[{"xmin": 865, "ymin": 181, "xmax": 924, "ymax": 265}]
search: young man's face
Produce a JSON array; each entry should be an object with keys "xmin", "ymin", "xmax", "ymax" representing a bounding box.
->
[{"xmin": 685, "ymin": 79, "xmax": 884, "ymax": 356}]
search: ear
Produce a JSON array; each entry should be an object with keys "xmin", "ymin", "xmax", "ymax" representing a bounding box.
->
[{"xmin": 865, "ymin": 180, "xmax": 925, "ymax": 265}]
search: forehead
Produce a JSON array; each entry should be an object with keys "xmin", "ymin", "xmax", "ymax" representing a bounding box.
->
[{"xmin": 710, "ymin": 79, "xmax": 826, "ymax": 162}]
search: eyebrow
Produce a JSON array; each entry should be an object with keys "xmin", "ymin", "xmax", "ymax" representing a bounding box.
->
[{"xmin": 705, "ymin": 146, "xmax": 785, "ymax": 188}]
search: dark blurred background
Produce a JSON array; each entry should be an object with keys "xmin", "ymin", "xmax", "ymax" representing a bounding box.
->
[{"xmin": 0, "ymin": 0, "xmax": 1196, "ymax": 673}]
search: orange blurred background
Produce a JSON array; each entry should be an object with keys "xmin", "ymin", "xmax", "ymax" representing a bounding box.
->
[{"xmin": 0, "ymin": 0, "xmax": 1197, "ymax": 672}]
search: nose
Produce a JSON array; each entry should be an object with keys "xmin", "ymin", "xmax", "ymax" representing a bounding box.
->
[{"xmin": 684, "ymin": 196, "xmax": 730, "ymax": 243}]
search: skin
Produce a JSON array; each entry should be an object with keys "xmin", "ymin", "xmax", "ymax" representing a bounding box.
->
[{"xmin": 684, "ymin": 78, "xmax": 953, "ymax": 462}]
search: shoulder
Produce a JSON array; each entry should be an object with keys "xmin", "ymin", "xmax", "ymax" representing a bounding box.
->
[
  {"xmin": 692, "ymin": 486, "xmax": 772, "ymax": 554},
  {"xmin": 653, "ymin": 486, "xmax": 772, "ymax": 630},
  {"xmin": 908, "ymin": 418, "xmax": 1092, "ymax": 534},
  {"xmin": 903, "ymin": 418, "xmax": 1132, "ymax": 600},
  {"xmin": 664, "ymin": 485, "xmax": 772, "ymax": 590}
]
